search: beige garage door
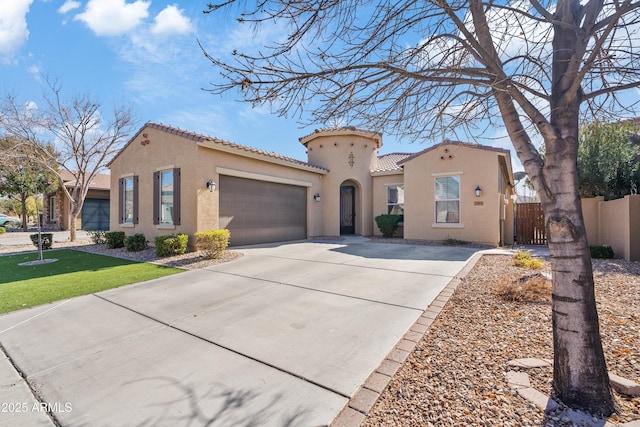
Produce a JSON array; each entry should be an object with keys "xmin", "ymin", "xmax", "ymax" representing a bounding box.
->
[{"xmin": 219, "ymin": 175, "xmax": 307, "ymax": 246}]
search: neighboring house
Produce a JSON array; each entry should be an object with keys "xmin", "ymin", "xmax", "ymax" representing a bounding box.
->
[
  {"xmin": 42, "ymin": 171, "xmax": 111, "ymax": 231},
  {"xmin": 108, "ymin": 122, "xmax": 515, "ymax": 247}
]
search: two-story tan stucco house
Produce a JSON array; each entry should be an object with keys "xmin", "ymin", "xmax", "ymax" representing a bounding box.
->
[{"xmin": 108, "ymin": 122, "xmax": 515, "ymax": 247}]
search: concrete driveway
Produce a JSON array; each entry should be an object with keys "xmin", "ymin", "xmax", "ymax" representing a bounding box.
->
[{"xmin": 0, "ymin": 237, "xmax": 478, "ymax": 427}]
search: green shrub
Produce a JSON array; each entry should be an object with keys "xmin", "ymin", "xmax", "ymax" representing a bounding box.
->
[
  {"xmin": 512, "ymin": 249, "xmax": 544, "ymax": 269},
  {"xmin": 30, "ymin": 233, "xmax": 53, "ymax": 250},
  {"xmin": 590, "ymin": 245, "xmax": 614, "ymax": 259},
  {"xmin": 155, "ymin": 234, "xmax": 189, "ymax": 257},
  {"xmin": 125, "ymin": 233, "xmax": 148, "ymax": 252},
  {"xmin": 374, "ymin": 214, "xmax": 402, "ymax": 238},
  {"xmin": 195, "ymin": 229, "xmax": 230, "ymax": 259},
  {"xmin": 104, "ymin": 231, "xmax": 126, "ymax": 249},
  {"xmin": 0, "ymin": 226, "xmax": 5, "ymax": 235},
  {"xmin": 87, "ymin": 230, "xmax": 106, "ymax": 244}
]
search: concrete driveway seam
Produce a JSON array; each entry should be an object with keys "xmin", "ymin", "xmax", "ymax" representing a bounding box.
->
[
  {"xmin": 94, "ymin": 294, "xmax": 353, "ymax": 400},
  {"xmin": 200, "ymin": 269, "xmax": 429, "ymax": 312},
  {"xmin": 330, "ymin": 252, "xmax": 485, "ymax": 427},
  {"xmin": 0, "ymin": 344, "xmax": 60, "ymax": 427},
  {"xmin": 256, "ymin": 254, "xmax": 460, "ymax": 279},
  {"xmin": 0, "ymin": 300, "xmax": 72, "ymax": 336}
]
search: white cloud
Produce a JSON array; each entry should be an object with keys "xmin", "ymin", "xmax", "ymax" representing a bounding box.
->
[
  {"xmin": 0, "ymin": 0, "xmax": 33, "ymax": 61},
  {"xmin": 151, "ymin": 5, "xmax": 192, "ymax": 36},
  {"xmin": 58, "ymin": 0, "xmax": 81, "ymax": 15},
  {"xmin": 74, "ymin": 0, "xmax": 150, "ymax": 36}
]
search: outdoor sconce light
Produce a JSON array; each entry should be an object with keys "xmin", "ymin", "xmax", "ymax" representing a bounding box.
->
[
  {"xmin": 313, "ymin": 193, "xmax": 321, "ymax": 202},
  {"xmin": 475, "ymin": 185, "xmax": 482, "ymax": 197},
  {"xmin": 206, "ymin": 180, "xmax": 216, "ymax": 192}
]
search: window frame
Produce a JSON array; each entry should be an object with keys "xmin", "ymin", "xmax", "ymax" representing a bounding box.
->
[
  {"xmin": 48, "ymin": 195, "xmax": 56, "ymax": 222},
  {"xmin": 434, "ymin": 175, "xmax": 461, "ymax": 225},
  {"xmin": 153, "ymin": 168, "xmax": 180, "ymax": 227},
  {"xmin": 386, "ymin": 184, "xmax": 405, "ymax": 219},
  {"xmin": 118, "ymin": 175, "xmax": 138, "ymax": 225},
  {"xmin": 159, "ymin": 169, "xmax": 174, "ymax": 225}
]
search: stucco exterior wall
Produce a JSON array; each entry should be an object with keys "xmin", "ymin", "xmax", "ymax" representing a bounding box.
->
[
  {"xmin": 600, "ymin": 197, "xmax": 629, "ymax": 259},
  {"xmin": 304, "ymin": 133, "xmax": 380, "ymax": 236},
  {"xmin": 109, "ymin": 125, "xmax": 325, "ymax": 244},
  {"xmin": 402, "ymin": 144, "xmax": 507, "ymax": 246},
  {"xmin": 630, "ymin": 195, "xmax": 640, "ymax": 261},
  {"xmin": 581, "ymin": 196, "xmax": 603, "ymax": 246},
  {"xmin": 194, "ymin": 144, "xmax": 325, "ymax": 237},
  {"xmin": 371, "ymin": 173, "xmax": 404, "ymax": 236},
  {"xmin": 582, "ymin": 195, "xmax": 640, "ymax": 261},
  {"xmin": 110, "ymin": 126, "xmax": 200, "ymax": 242}
]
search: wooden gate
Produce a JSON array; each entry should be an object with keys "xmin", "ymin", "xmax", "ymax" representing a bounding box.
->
[{"xmin": 516, "ymin": 203, "xmax": 546, "ymax": 245}]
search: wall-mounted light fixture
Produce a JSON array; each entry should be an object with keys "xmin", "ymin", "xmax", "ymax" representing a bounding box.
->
[
  {"xmin": 475, "ymin": 185, "xmax": 482, "ymax": 197},
  {"xmin": 206, "ymin": 180, "xmax": 216, "ymax": 192},
  {"xmin": 313, "ymin": 193, "xmax": 321, "ymax": 202}
]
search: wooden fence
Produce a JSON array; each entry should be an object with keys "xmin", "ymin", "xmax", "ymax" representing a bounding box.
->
[{"xmin": 515, "ymin": 203, "xmax": 546, "ymax": 245}]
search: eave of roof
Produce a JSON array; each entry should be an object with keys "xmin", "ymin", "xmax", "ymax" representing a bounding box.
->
[
  {"xmin": 298, "ymin": 126, "xmax": 383, "ymax": 148},
  {"xmin": 108, "ymin": 122, "xmax": 328, "ymax": 174},
  {"xmin": 397, "ymin": 139, "xmax": 511, "ymax": 165}
]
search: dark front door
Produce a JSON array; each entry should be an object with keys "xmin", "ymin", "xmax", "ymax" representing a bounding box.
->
[{"xmin": 340, "ymin": 185, "xmax": 355, "ymax": 234}]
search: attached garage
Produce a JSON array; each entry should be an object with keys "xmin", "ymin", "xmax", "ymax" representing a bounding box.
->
[
  {"xmin": 82, "ymin": 198, "xmax": 110, "ymax": 231},
  {"xmin": 219, "ymin": 175, "xmax": 307, "ymax": 246}
]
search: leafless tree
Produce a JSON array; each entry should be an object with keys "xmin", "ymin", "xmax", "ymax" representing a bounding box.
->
[
  {"xmin": 202, "ymin": 0, "xmax": 640, "ymax": 417},
  {"xmin": 0, "ymin": 79, "xmax": 136, "ymax": 241}
]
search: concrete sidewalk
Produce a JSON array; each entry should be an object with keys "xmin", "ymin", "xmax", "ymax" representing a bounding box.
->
[
  {"xmin": 0, "ymin": 231, "xmax": 89, "ymax": 248},
  {"xmin": 0, "ymin": 237, "xmax": 478, "ymax": 426}
]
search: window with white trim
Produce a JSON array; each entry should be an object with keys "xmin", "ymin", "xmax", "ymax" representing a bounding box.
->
[
  {"xmin": 123, "ymin": 177, "xmax": 134, "ymax": 224},
  {"xmin": 48, "ymin": 195, "xmax": 56, "ymax": 222},
  {"xmin": 435, "ymin": 176, "xmax": 460, "ymax": 223},
  {"xmin": 387, "ymin": 185, "xmax": 404, "ymax": 218},
  {"xmin": 159, "ymin": 170, "xmax": 174, "ymax": 224}
]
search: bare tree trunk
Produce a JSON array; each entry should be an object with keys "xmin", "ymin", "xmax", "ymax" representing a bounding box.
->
[
  {"xmin": 541, "ymin": 1, "xmax": 616, "ymax": 416},
  {"xmin": 69, "ymin": 211, "xmax": 78, "ymax": 242},
  {"xmin": 20, "ymin": 193, "xmax": 28, "ymax": 232},
  {"xmin": 542, "ymin": 168, "xmax": 615, "ymax": 415}
]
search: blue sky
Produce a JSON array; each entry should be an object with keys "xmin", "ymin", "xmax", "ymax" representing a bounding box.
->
[{"xmin": 1, "ymin": 0, "xmax": 521, "ymax": 170}]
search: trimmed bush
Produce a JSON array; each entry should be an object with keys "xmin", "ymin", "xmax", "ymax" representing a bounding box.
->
[
  {"xmin": 195, "ymin": 229, "xmax": 230, "ymax": 259},
  {"xmin": 512, "ymin": 249, "xmax": 544, "ymax": 269},
  {"xmin": 0, "ymin": 226, "xmax": 5, "ymax": 235},
  {"xmin": 87, "ymin": 230, "xmax": 106, "ymax": 244},
  {"xmin": 374, "ymin": 214, "xmax": 402, "ymax": 238},
  {"xmin": 155, "ymin": 234, "xmax": 189, "ymax": 257},
  {"xmin": 105, "ymin": 231, "xmax": 126, "ymax": 249},
  {"xmin": 125, "ymin": 233, "xmax": 148, "ymax": 252},
  {"xmin": 30, "ymin": 233, "xmax": 53, "ymax": 250},
  {"xmin": 590, "ymin": 245, "xmax": 614, "ymax": 259}
]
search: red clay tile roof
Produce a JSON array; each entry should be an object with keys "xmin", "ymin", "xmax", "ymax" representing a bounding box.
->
[
  {"xmin": 298, "ymin": 126, "xmax": 383, "ymax": 147},
  {"xmin": 373, "ymin": 153, "xmax": 413, "ymax": 172},
  {"xmin": 110, "ymin": 122, "xmax": 328, "ymax": 172}
]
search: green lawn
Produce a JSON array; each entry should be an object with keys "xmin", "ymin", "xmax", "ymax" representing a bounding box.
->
[{"xmin": 0, "ymin": 249, "xmax": 183, "ymax": 314}]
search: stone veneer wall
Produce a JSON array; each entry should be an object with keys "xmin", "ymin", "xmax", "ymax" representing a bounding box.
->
[{"xmin": 43, "ymin": 191, "xmax": 65, "ymax": 230}]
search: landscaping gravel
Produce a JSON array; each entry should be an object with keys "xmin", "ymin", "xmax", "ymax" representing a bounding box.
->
[{"xmin": 363, "ymin": 255, "xmax": 640, "ymax": 427}]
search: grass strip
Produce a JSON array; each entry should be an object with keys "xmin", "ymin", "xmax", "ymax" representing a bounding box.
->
[{"xmin": 0, "ymin": 249, "xmax": 182, "ymax": 314}]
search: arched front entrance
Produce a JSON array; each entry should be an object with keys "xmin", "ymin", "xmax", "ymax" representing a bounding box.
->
[{"xmin": 340, "ymin": 180, "xmax": 359, "ymax": 235}]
